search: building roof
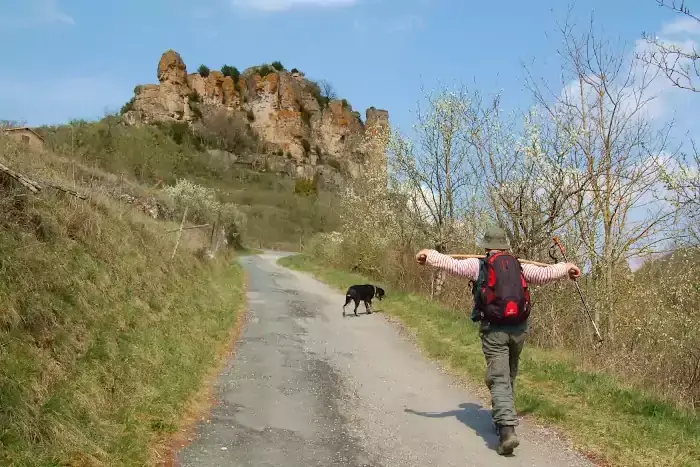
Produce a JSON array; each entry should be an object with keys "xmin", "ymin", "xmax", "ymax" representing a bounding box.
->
[{"xmin": 1, "ymin": 127, "xmax": 45, "ymax": 142}]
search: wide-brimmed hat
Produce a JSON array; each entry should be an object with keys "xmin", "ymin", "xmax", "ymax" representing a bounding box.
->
[{"xmin": 479, "ymin": 226, "xmax": 510, "ymax": 250}]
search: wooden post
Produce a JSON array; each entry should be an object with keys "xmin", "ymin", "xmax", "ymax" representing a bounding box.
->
[
  {"xmin": 171, "ymin": 206, "xmax": 188, "ymax": 260},
  {"xmin": 210, "ymin": 210, "xmax": 221, "ymax": 255}
]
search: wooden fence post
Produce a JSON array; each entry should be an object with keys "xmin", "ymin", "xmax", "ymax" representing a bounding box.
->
[
  {"xmin": 171, "ymin": 206, "xmax": 188, "ymax": 260},
  {"xmin": 210, "ymin": 210, "xmax": 221, "ymax": 255}
]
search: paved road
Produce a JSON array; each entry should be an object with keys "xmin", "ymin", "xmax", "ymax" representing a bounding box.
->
[{"xmin": 176, "ymin": 252, "xmax": 593, "ymax": 467}]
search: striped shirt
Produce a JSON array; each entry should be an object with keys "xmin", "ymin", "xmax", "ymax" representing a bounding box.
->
[
  {"xmin": 425, "ymin": 250, "xmax": 572, "ymax": 332},
  {"xmin": 425, "ymin": 250, "xmax": 571, "ymax": 285}
]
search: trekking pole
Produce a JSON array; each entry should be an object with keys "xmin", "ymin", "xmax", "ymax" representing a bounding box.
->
[{"xmin": 552, "ymin": 237, "xmax": 604, "ymax": 344}]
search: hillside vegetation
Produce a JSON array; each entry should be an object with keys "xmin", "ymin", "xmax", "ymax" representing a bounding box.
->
[
  {"xmin": 0, "ymin": 94, "xmax": 344, "ymax": 463},
  {"xmin": 37, "ymin": 115, "xmax": 341, "ymax": 251}
]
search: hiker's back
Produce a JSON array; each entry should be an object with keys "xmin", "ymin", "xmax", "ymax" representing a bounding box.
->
[{"xmin": 474, "ymin": 252, "xmax": 531, "ymax": 325}]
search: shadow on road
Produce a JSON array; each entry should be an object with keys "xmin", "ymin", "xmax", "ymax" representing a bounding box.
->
[
  {"xmin": 342, "ymin": 308, "xmax": 384, "ymax": 317},
  {"xmin": 404, "ymin": 402, "xmax": 501, "ymax": 452}
]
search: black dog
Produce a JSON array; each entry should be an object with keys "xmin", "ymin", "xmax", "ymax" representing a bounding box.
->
[{"xmin": 342, "ymin": 284, "xmax": 385, "ymax": 317}]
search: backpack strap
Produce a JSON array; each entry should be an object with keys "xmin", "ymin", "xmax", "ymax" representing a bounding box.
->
[{"xmin": 470, "ymin": 257, "xmax": 487, "ymax": 322}]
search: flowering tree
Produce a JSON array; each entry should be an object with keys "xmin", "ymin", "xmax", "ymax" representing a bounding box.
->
[
  {"xmin": 388, "ymin": 86, "xmax": 484, "ymax": 253},
  {"xmin": 388, "ymin": 85, "xmax": 490, "ymax": 297},
  {"xmin": 163, "ymin": 178, "xmax": 246, "ymax": 249},
  {"xmin": 524, "ymin": 14, "xmax": 682, "ymax": 338},
  {"xmin": 335, "ymin": 120, "xmax": 394, "ymax": 276},
  {"xmin": 640, "ymin": 0, "xmax": 700, "ymax": 92},
  {"xmin": 639, "ymin": 1, "xmax": 700, "ymax": 244},
  {"xmin": 463, "ymin": 95, "xmax": 592, "ymax": 260}
]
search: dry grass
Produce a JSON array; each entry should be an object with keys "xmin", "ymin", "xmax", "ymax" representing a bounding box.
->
[{"xmin": 0, "ymin": 137, "xmax": 246, "ymax": 466}]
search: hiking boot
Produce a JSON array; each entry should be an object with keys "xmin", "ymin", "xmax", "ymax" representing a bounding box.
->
[{"xmin": 496, "ymin": 425, "xmax": 519, "ymax": 455}]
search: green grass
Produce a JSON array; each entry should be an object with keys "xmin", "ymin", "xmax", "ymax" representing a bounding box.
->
[
  {"xmin": 237, "ymin": 247, "xmax": 265, "ymax": 256},
  {"xmin": 278, "ymin": 254, "xmax": 700, "ymax": 467},
  {"xmin": 0, "ymin": 178, "xmax": 247, "ymax": 466}
]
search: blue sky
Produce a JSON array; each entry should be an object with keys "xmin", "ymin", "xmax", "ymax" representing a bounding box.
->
[{"xmin": 1, "ymin": 0, "xmax": 698, "ymax": 141}]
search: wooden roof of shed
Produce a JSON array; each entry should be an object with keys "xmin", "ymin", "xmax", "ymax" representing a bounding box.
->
[{"xmin": 1, "ymin": 127, "xmax": 45, "ymax": 142}]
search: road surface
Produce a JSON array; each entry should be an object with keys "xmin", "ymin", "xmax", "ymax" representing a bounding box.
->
[{"xmin": 176, "ymin": 252, "xmax": 593, "ymax": 467}]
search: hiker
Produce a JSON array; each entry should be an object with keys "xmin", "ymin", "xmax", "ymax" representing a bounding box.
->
[{"xmin": 414, "ymin": 226, "xmax": 581, "ymax": 456}]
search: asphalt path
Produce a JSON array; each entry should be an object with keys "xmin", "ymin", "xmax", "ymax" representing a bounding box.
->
[{"xmin": 176, "ymin": 252, "xmax": 593, "ymax": 467}]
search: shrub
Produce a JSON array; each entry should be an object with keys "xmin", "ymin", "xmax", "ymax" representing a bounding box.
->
[
  {"xmin": 291, "ymin": 68, "xmax": 300, "ymax": 74},
  {"xmin": 258, "ymin": 64, "xmax": 274, "ymax": 77},
  {"xmin": 221, "ymin": 64, "xmax": 240, "ymax": 82},
  {"xmin": 301, "ymin": 138, "xmax": 311, "ymax": 153},
  {"xmin": 197, "ymin": 109, "xmax": 259, "ymax": 154},
  {"xmin": 308, "ymin": 81, "xmax": 330, "ymax": 109},
  {"xmin": 120, "ymin": 97, "xmax": 136, "ymax": 115},
  {"xmin": 154, "ymin": 121, "xmax": 202, "ymax": 149},
  {"xmin": 188, "ymin": 91, "xmax": 202, "ymax": 104},
  {"xmin": 271, "ymin": 61, "xmax": 285, "ymax": 72},
  {"xmin": 198, "ymin": 65, "xmax": 210, "ymax": 77},
  {"xmin": 294, "ymin": 176, "xmax": 318, "ymax": 196},
  {"xmin": 163, "ymin": 179, "xmax": 246, "ymax": 233}
]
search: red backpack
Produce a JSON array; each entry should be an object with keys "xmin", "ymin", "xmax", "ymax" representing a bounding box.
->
[{"xmin": 472, "ymin": 252, "xmax": 531, "ymax": 325}]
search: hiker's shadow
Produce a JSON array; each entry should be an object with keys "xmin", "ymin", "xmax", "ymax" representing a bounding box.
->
[{"xmin": 404, "ymin": 402, "xmax": 501, "ymax": 453}]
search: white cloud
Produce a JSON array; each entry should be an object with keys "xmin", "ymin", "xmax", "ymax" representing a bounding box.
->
[
  {"xmin": 230, "ymin": 0, "xmax": 358, "ymax": 12},
  {"xmin": 0, "ymin": 0, "xmax": 74, "ymax": 28},
  {"xmin": 660, "ymin": 16, "xmax": 700, "ymax": 37},
  {"xmin": 555, "ymin": 16, "xmax": 700, "ymax": 125}
]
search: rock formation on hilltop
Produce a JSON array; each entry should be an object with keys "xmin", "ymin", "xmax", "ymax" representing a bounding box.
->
[{"xmin": 122, "ymin": 50, "xmax": 389, "ymax": 182}]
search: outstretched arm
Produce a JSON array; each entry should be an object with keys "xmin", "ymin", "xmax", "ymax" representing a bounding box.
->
[
  {"xmin": 415, "ymin": 249, "xmax": 480, "ymax": 281},
  {"xmin": 522, "ymin": 262, "xmax": 580, "ymax": 285}
]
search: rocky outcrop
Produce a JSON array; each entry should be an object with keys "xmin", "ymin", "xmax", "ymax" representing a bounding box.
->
[{"xmin": 122, "ymin": 50, "xmax": 389, "ymax": 180}]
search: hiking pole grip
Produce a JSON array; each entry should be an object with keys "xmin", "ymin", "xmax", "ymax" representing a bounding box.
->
[
  {"xmin": 552, "ymin": 237, "xmax": 604, "ymax": 344},
  {"xmin": 553, "ymin": 236, "xmax": 567, "ymax": 259}
]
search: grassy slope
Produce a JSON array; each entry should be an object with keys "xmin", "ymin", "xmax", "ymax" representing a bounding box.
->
[
  {"xmin": 278, "ymin": 254, "xmax": 700, "ymax": 467},
  {"xmin": 0, "ymin": 139, "xmax": 247, "ymax": 466},
  {"xmin": 38, "ymin": 118, "xmax": 340, "ymax": 253},
  {"xmin": 0, "ymin": 113, "xmax": 335, "ymax": 465}
]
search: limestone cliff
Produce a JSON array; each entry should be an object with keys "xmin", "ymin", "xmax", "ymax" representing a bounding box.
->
[{"xmin": 123, "ymin": 50, "xmax": 390, "ymax": 180}]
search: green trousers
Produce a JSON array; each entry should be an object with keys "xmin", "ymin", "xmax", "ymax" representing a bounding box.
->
[{"xmin": 480, "ymin": 327, "xmax": 527, "ymax": 427}]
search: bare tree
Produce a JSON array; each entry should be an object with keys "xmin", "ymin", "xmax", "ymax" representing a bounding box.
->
[
  {"xmin": 636, "ymin": 1, "xmax": 700, "ymax": 244},
  {"xmin": 525, "ymin": 13, "xmax": 681, "ymax": 339},
  {"xmin": 318, "ymin": 79, "xmax": 338, "ymax": 102},
  {"xmin": 639, "ymin": 0, "xmax": 700, "ymax": 92},
  {"xmin": 0, "ymin": 120, "xmax": 26, "ymax": 129}
]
